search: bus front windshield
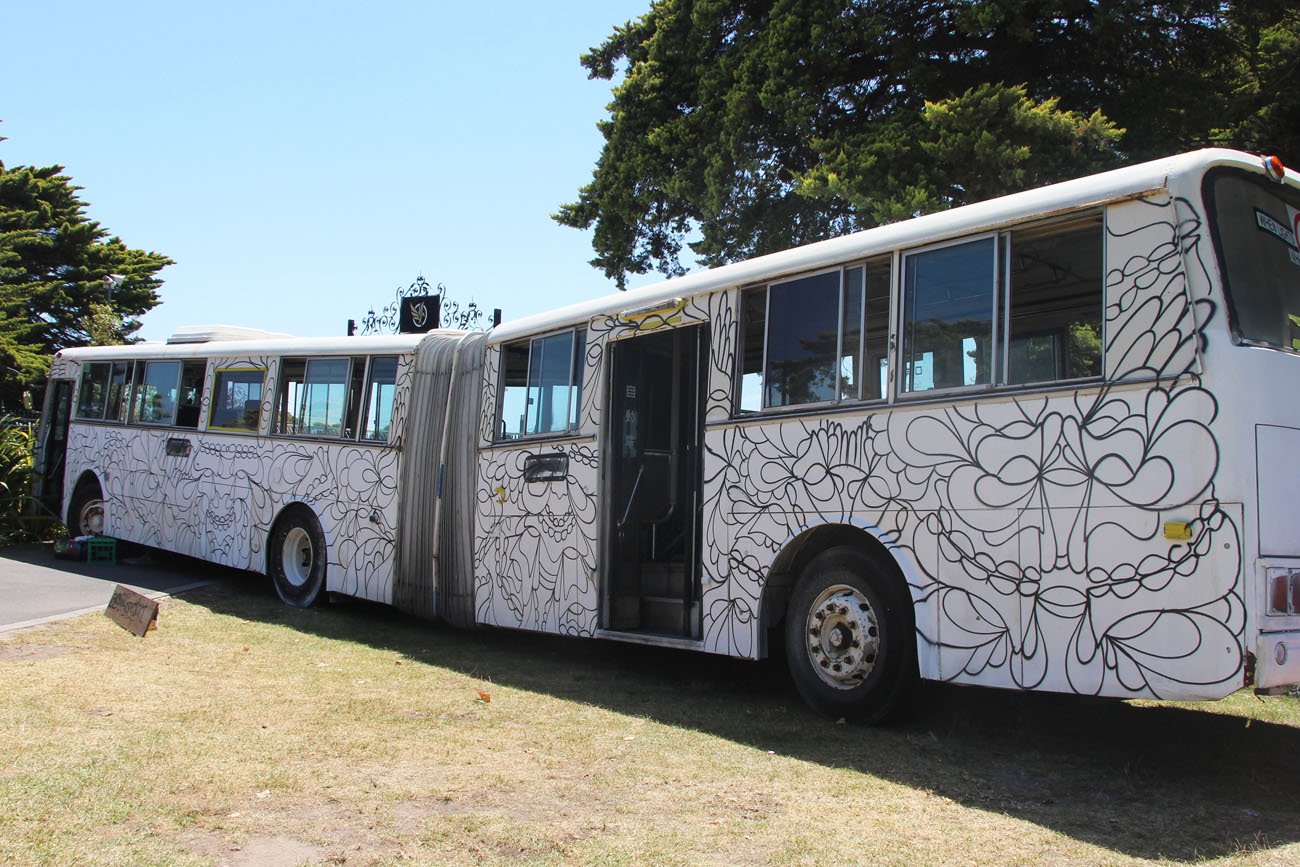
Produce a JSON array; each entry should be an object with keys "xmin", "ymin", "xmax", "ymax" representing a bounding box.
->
[{"xmin": 1208, "ymin": 168, "xmax": 1300, "ymax": 351}]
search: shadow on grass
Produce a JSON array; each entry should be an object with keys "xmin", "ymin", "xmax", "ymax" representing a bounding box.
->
[{"xmin": 98, "ymin": 555, "xmax": 1300, "ymax": 862}]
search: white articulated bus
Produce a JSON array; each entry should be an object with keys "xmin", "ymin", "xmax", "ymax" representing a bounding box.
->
[{"xmin": 33, "ymin": 149, "xmax": 1300, "ymax": 721}]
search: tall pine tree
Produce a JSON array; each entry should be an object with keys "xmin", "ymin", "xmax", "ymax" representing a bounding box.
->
[{"xmin": 0, "ymin": 141, "xmax": 171, "ymax": 409}]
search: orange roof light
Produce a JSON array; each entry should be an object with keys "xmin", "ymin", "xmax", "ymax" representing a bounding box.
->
[{"xmin": 1264, "ymin": 155, "xmax": 1287, "ymax": 182}]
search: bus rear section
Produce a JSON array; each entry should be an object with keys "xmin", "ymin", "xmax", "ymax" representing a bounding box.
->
[{"xmin": 1201, "ymin": 160, "xmax": 1300, "ymax": 692}]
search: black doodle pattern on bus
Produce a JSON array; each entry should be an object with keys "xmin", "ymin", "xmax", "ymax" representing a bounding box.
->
[
  {"xmin": 474, "ymin": 443, "xmax": 600, "ymax": 635},
  {"xmin": 1104, "ymin": 193, "xmax": 1209, "ymax": 381},
  {"xmin": 701, "ymin": 383, "xmax": 1241, "ymax": 695},
  {"xmin": 478, "ymin": 347, "xmax": 500, "ymax": 447},
  {"xmin": 698, "ymin": 195, "xmax": 1245, "ymax": 697},
  {"xmin": 472, "ymin": 293, "xmax": 737, "ymax": 637},
  {"xmin": 64, "ymin": 355, "xmax": 414, "ymax": 603},
  {"xmin": 581, "ymin": 295, "xmax": 716, "ymax": 431}
]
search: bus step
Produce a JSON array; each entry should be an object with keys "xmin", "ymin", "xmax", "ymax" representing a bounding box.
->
[
  {"xmin": 611, "ymin": 596, "xmax": 641, "ymax": 629},
  {"xmin": 639, "ymin": 595, "xmax": 693, "ymax": 635},
  {"xmin": 640, "ymin": 562, "xmax": 688, "ymax": 597}
]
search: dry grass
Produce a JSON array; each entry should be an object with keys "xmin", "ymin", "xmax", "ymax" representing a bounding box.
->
[{"xmin": 1, "ymin": 571, "xmax": 1298, "ymax": 866}]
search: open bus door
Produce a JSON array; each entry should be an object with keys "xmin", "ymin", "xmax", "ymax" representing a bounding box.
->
[
  {"xmin": 604, "ymin": 325, "xmax": 707, "ymax": 638},
  {"xmin": 31, "ymin": 379, "xmax": 74, "ymax": 521}
]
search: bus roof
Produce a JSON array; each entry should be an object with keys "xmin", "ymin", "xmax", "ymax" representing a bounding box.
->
[
  {"xmin": 490, "ymin": 148, "xmax": 1286, "ymax": 344},
  {"xmin": 54, "ymin": 330, "xmax": 456, "ymax": 362}
]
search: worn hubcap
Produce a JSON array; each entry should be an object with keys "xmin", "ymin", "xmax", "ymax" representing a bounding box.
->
[
  {"xmin": 805, "ymin": 584, "xmax": 880, "ymax": 690},
  {"xmin": 79, "ymin": 498, "xmax": 105, "ymax": 536}
]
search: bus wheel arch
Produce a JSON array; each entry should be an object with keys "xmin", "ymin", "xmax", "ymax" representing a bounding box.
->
[
  {"xmin": 267, "ymin": 504, "xmax": 328, "ymax": 608},
  {"xmin": 67, "ymin": 471, "xmax": 106, "ymax": 537},
  {"xmin": 765, "ymin": 525, "xmax": 920, "ymax": 723},
  {"xmin": 761, "ymin": 524, "xmax": 899, "ymax": 637}
]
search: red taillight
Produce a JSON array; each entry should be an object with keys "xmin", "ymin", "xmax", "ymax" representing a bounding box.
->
[
  {"xmin": 1268, "ymin": 568, "xmax": 1300, "ymax": 615},
  {"xmin": 1272, "ymin": 572, "xmax": 1290, "ymax": 613},
  {"xmin": 1264, "ymin": 155, "xmax": 1287, "ymax": 182}
]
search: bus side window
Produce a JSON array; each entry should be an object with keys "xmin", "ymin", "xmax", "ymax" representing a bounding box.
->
[
  {"xmin": 496, "ymin": 329, "xmax": 584, "ymax": 440},
  {"xmin": 175, "ymin": 360, "xmax": 206, "ymax": 428},
  {"xmin": 901, "ymin": 237, "xmax": 997, "ymax": 394},
  {"xmin": 764, "ymin": 270, "xmax": 841, "ymax": 407},
  {"xmin": 132, "ymin": 360, "xmax": 182, "ymax": 425},
  {"xmin": 861, "ymin": 258, "xmax": 891, "ymax": 401},
  {"xmin": 75, "ymin": 362, "xmax": 112, "ymax": 419},
  {"xmin": 360, "ymin": 356, "xmax": 399, "ymax": 442},
  {"xmin": 210, "ymin": 369, "xmax": 265, "ymax": 433},
  {"xmin": 499, "ymin": 340, "xmax": 531, "ymax": 439},
  {"xmin": 344, "ymin": 356, "xmax": 366, "ymax": 439},
  {"xmin": 736, "ymin": 254, "xmax": 889, "ymax": 413},
  {"xmin": 275, "ymin": 357, "xmax": 351, "ymax": 438},
  {"xmin": 105, "ymin": 361, "xmax": 134, "ymax": 423},
  {"xmin": 302, "ymin": 359, "xmax": 350, "ymax": 437},
  {"xmin": 737, "ymin": 289, "xmax": 765, "ymax": 413},
  {"xmin": 276, "ymin": 359, "xmax": 307, "ymax": 435},
  {"xmin": 1005, "ymin": 215, "xmax": 1103, "ymax": 384}
]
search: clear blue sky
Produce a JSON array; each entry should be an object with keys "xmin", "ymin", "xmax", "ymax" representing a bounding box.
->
[{"xmin": 1, "ymin": 0, "xmax": 658, "ymax": 342}]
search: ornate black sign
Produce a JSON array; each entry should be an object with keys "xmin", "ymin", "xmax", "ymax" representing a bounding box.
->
[
  {"xmin": 399, "ymin": 294, "xmax": 441, "ymax": 333},
  {"xmin": 355, "ymin": 275, "xmax": 493, "ymax": 336}
]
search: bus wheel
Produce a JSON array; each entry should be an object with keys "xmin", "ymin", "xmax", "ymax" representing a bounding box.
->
[
  {"xmin": 784, "ymin": 546, "xmax": 917, "ymax": 724},
  {"xmin": 269, "ymin": 508, "xmax": 327, "ymax": 607},
  {"xmin": 68, "ymin": 481, "xmax": 105, "ymax": 537}
]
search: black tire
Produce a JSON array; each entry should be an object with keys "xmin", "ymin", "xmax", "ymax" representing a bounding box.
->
[
  {"xmin": 67, "ymin": 480, "xmax": 106, "ymax": 537},
  {"xmin": 784, "ymin": 545, "xmax": 918, "ymax": 724},
  {"xmin": 269, "ymin": 506, "xmax": 327, "ymax": 608}
]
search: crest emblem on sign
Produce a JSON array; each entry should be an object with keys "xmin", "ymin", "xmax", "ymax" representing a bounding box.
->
[{"xmin": 398, "ymin": 294, "xmax": 439, "ymax": 333}]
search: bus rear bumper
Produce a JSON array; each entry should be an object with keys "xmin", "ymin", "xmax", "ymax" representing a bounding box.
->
[{"xmin": 1255, "ymin": 632, "xmax": 1300, "ymax": 692}]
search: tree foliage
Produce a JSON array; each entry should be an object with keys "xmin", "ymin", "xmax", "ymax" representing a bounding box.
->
[
  {"xmin": 557, "ymin": 0, "xmax": 1300, "ymax": 287},
  {"xmin": 0, "ymin": 143, "xmax": 171, "ymax": 408},
  {"xmin": 0, "ymin": 414, "xmax": 38, "ymax": 543}
]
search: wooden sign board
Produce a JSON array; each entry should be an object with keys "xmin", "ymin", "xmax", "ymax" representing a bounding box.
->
[{"xmin": 105, "ymin": 585, "xmax": 159, "ymax": 637}]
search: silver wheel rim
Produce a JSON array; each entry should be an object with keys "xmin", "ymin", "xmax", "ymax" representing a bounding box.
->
[
  {"xmin": 805, "ymin": 583, "xmax": 880, "ymax": 690},
  {"xmin": 78, "ymin": 498, "xmax": 105, "ymax": 536},
  {"xmin": 281, "ymin": 527, "xmax": 313, "ymax": 588}
]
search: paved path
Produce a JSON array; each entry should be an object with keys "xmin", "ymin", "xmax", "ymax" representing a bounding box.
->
[{"xmin": 0, "ymin": 543, "xmax": 221, "ymax": 632}]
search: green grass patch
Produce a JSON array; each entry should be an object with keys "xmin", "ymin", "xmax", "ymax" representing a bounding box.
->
[{"xmin": 1, "ymin": 575, "xmax": 1298, "ymax": 865}]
